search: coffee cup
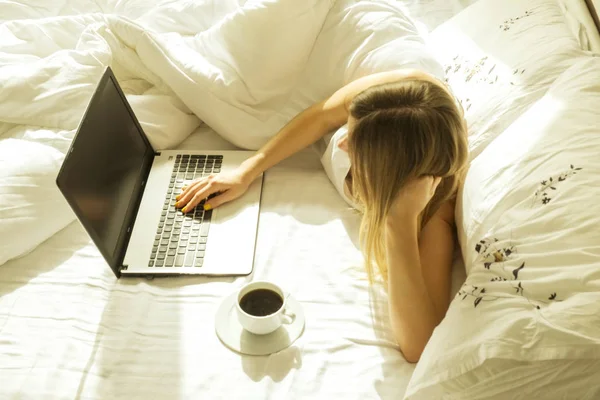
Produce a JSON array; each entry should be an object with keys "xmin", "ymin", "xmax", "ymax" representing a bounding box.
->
[{"xmin": 236, "ymin": 281, "xmax": 295, "ymax": 335}]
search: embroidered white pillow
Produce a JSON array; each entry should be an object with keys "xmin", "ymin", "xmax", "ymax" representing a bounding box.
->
[
  {"xmin": 429, "ymin": 0, "xmax": 589, "ymax": 160},
  {"xmin": 404, "ymin": 57, "xmax": 600, "ymax": 400}
]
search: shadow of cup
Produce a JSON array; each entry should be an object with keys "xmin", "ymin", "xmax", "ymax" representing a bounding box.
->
[
  {"xmin": 241, "ymin": 345, "xmax": 303, "ymax": 382},
  {"xmin": 239, "ymin": 326, "xmax": 291, "ymax": 356}
]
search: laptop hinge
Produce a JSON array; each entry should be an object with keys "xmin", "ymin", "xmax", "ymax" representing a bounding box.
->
[
  {"xmin": 112, "ymin": 154, "xmax": 154, "ymax": 278},
  {"xmin": 155, "ymin": 151, "xmax": 161, "ymax": 156}
]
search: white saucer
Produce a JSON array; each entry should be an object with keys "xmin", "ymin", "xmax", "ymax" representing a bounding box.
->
[{"xmin": 215, "ymin": 291, "xmax": 305, "ymax": 356}]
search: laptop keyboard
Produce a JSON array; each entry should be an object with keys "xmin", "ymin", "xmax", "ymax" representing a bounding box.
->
[{"xmin": 148, "ymin": 154, "xmax": 223, "ymax": 268}]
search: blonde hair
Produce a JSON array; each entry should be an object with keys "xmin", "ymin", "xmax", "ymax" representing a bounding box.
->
[{"xmin": 347, "ymin": 79, "xmax": 468, "ymax": 282}]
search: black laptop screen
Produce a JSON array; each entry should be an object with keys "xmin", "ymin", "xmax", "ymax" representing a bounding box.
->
[{"xmin": 57, "ymin": 69, "xmax": 154, "ymax": 273}]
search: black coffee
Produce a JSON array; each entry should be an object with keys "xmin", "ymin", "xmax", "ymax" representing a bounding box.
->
[{"xmin": 239, "ymin": 289, "xmax": 283, "ymax": 317}]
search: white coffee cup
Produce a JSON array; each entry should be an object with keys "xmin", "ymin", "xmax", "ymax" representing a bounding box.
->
[{"xmin": 236, "ymin": 281, "xmax": 295, "ymax": 335}]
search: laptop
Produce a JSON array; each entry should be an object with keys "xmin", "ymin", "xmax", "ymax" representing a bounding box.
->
[{"xmin": 56, "ymin": 67, "xmax": 263, "ymax": 278}]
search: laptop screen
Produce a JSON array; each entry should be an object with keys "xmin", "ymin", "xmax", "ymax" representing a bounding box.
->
[{"xmin": 57, "ymin": 68, "xmax": 154, "ymax": 275}]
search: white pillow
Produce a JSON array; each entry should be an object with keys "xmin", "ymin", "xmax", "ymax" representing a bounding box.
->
[
  {"xmin": 558, "ymin": 0, "xmax": 600, "ymax": 52},
  {"xmin": 429, "ymin": 0, "xmax": 589, "ymax": 160},
  {"xmin": 405, "ymin": 57, "xmax": 600, "ymax": 400},
  {"xmin": 0, "ymin": 138, "xmax": 74, "ymax": 265}
]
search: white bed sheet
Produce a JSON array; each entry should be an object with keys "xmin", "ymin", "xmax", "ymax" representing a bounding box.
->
[{"xmin": 0, "ymin": 125, "xmax": 468, "ymax": 399}]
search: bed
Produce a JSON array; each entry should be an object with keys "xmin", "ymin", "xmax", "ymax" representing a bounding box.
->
[{"xmin": 1, "ymin": 1, "xmax": 599, "ymax": 399}]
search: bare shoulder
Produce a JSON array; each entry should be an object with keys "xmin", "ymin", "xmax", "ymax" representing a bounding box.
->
[{"xmin": 432, "ymin": 198, "xmax": 456, "ymax": 227}]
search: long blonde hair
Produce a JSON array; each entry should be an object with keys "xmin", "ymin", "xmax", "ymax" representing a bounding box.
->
[{"xmin": 347, "ymin": 79, "xmax": 467, "ymax": 282}]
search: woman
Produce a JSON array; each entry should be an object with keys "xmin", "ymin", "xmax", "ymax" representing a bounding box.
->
[{"xmin": 176, "ymin": 69, "xmax": 468, "ymax": 362}]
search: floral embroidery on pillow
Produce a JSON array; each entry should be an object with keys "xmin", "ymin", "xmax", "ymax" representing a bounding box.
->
[
  {"xmin": 534, "ymin": 164, "xmax": 583, "ymax": 205},
  {"xmin": 456, "ymin": 236, "xmax": 562, "ymax": 309},
  {"xmin": 441, "ymin": 8, "xmax": 541, "ymax": 90},
  {"xmin": 474, "ymin": 236, "xmax": 517, "ymax": 269},
  {"xmin": 500, "ymin": 9, "xmax": 534, "ymax": 31},
  {"xmin": 444, "ymin": 55, "xmax": 502, "ymax": 88},
  {"xmin": 441, "ymin": 56, "xmax": 528, "ymax": 108},
  {"xmin": 456, "ymin": 165, "xmax": 585, "ymax": 309}
]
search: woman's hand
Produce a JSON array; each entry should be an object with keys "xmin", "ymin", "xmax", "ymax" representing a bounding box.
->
[
  {"xmin": 388, "ymin": 176, "xmax": 441, "ymax": 221},
  {"xmin": 175, "ymin": 168, "xmax": 253, "ymax": 213}
]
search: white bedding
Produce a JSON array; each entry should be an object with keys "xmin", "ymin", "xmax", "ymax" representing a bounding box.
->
[
  {"xmin": 0, "ymin": 1, "xmax": 472, "ymax": 397},
  {"xmin": 7, "ymin": 0, "xmax": 596, "ymax": 398},
  {"xmin": 0, "ymin": 123, "xmax": 469, "ymax": 399},
  {"xmin": 560, "ymin": 0, "xmax": 600, "ymax": 52},
  {"xmin": 397, "ymin": 0, "xmax": 479, "ymax": 31}
]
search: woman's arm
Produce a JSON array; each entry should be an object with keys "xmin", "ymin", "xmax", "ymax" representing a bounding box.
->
[
  {"xmin": 418, "ymin": 200, "xmax": 455, "ymax": 321},
  {"xmin": 240, "ymin": 69, "xmax": 423, "ymax": 182},
  {"xmin": 177, "ymin": 69, "xmax": 430, "ymax": 211},
  {"xmin": 385, "ymin": 181, "xmax": 455, "ymax": 363},
  {"xmin": 238, "ymin": 99, "xmax": 343, "ymax": 183}
]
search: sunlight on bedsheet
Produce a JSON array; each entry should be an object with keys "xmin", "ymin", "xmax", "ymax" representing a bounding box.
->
[
  {"xmin": 462, "ymin": 93, "xmax": 565, "ymax": 213},
  {"xmin": 483, "ymin": 94, "xmax": 564, "ymax": 166}
]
